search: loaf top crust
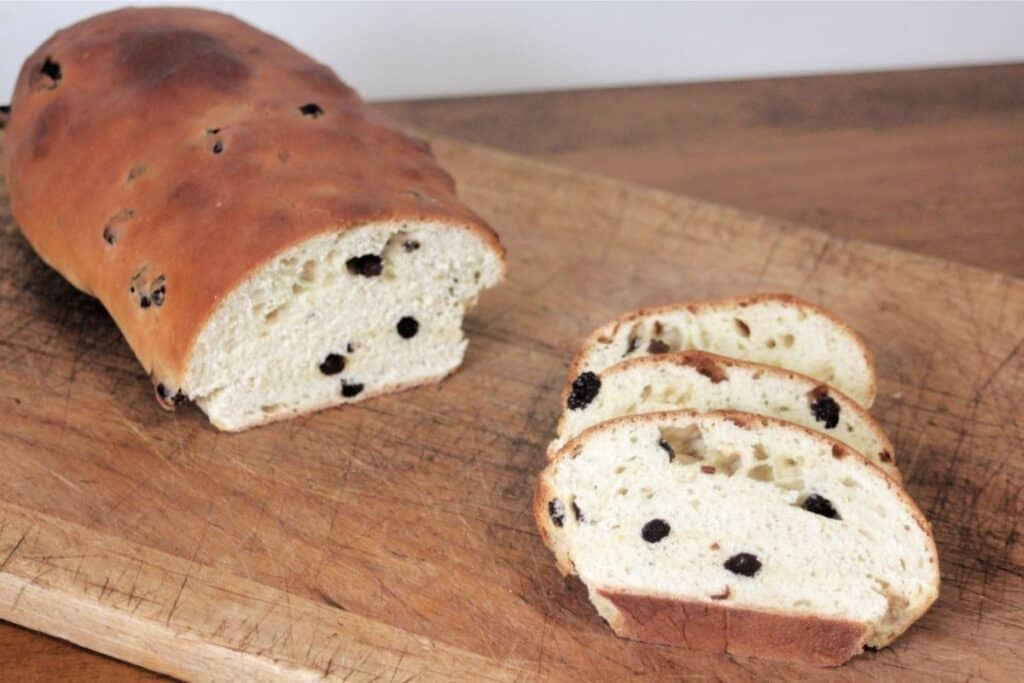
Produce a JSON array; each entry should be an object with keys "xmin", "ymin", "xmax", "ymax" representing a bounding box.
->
[{"xmin": 5, "ymin": 7, "xmax": 504, "ymax": 387}]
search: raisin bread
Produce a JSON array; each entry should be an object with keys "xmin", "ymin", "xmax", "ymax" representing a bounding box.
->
[
  {"xmin": 4, "ymin": 8, "xmax": 505, "ymax": 430},
  {"xmin": 551, "ymin": 351, "xmax": 897, "ymax": 479},
  {"xmin": 566, "ymin": 293, "xmax": 876, "ymax": 408},
  {"xmin": 536, "ymin": 410, "xmax": 939, "ymax": 667}
]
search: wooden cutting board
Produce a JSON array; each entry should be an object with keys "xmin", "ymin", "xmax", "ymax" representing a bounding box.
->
[{"xmin": 0, "ymin": 130, "xmax": 1021, "ymax": 682}]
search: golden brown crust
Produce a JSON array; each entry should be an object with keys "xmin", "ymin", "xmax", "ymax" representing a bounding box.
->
[
  {"xmin": 562, "ymin": 293, "xmax": 878, "ymax": 409},
  {"xmin": 598, "ymin": 589, "xmax": 868, "ymax": 667},
  {"xmin": 5, "ymin": 8, "xmax": 505, "ymax": 392},
  {"xmin": 551, "ymin": 350, "xmax": 898, "ymax": 477}
]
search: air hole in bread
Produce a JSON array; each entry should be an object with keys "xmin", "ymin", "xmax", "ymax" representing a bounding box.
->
[
  {"xmin": 39, "ymin": 56, "xmax": 62, "ymax": 88},
  {"xmin": 298, "ymin": 259, "xmax": 318, "ymax": 284},
  {"xmin": 658, "ymin": 425, "xmax": 705, "ymax": 465},
  {"xmin": 299, "ymin": 102, "xmax": 324, "ymax": 118},
  {"xmin": 747, "ymin": 464, "xmax": 774, "ymax": 482},
  {"xmin": 733, "ymin": 318, "xmax": 751, "ymax": 338},
  {"xmin": 753, "ymin": 444, "xmax": 770, "ymax": 461},
  {"xmin": 260, "ymin": 404, "xmax": 281, "ymax": 414},
  {"xmin": 766, "ymin": 338, "xmax": 776, "ymax": 348},
  {"xmin": 102, "ymin": 208, "xmax": 135, "ymax": 246},
  {"xmin": 264, "ymin": 303, "xmax": 287, "ymax": 323},
  {"xmin": 548, "ymin": 498, "xmax": 565, "ymax": 527},
  {"xmin": 781, "ymin": 333, "xmax": 795, "ymax": 348}
]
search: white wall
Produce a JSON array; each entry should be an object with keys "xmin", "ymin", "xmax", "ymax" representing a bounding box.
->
[{"xmin": 2, "ymin": 1, "xmax": 1022, "ymax": 102}]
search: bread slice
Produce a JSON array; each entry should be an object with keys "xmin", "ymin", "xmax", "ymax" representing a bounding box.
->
[
  {"xmin": 536, "ymin": 410, "xmax": 939, "ymax": 666},
  {"xmin": 566, "ymin": 293, "xmax": 877, "ymax": 408},
  {"xmin": 4, "ymin": 8, "xmax": 505, "ymax": 430},
  {"xmin": 550, "ymin": 351, "xmax": 897, "ymax": 479}
]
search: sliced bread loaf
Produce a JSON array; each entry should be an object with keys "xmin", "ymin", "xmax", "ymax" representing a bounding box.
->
[
  {"xmin": 536, "ymin": 410, "xmax": 938, "ymax": 666},
  {"xmin": 550, "ymin": 351, "xmax": 897, "ymax": 479},
  {"xmin": 5, "ymin": 8, "xmax": 505, "ymax": 430},
  {"xmin": 565, "ymin": 293, "xmax": 876, "ymax": 408}
]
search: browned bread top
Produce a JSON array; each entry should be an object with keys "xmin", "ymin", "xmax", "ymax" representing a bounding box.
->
[{"xmin": 5, "ymin": 7, "xmax": 503, "ymax": 388}]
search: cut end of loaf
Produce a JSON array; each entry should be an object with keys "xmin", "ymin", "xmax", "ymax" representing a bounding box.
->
[{"xmin": 179, "ymin": 221, "xmax": 503, "ymax": 430}]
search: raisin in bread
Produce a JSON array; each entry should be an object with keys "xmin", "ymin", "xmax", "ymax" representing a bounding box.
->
[
  {"xmin": 566, "ymin": 293, "xmax": 876, "ymax": 408},
  {"xmin": 536, "ymin": 410, "xmax": 939, "ymax": 667},
  {"xmin": 551, "ymin": 351, "xmax": 897, "ymax": 478},
  {"xmin": 4, "ymin": 8, "xmax": 505, "ymax": 430}
]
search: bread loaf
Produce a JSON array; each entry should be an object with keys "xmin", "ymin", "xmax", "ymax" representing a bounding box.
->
[
  {"xmin": 551, "ymin": 351, "xmax": 897, "ymax": 478},
  {"xmin": 4, "ymin": 8, "xmax": 505, "ymax": 430},
  {"xmin": 566, "ymin": 293, "xmax": 876, "ymax": 408},
  {"xmin": 536, "ymin": 410, "xmax": 939, "ymax": 666}
]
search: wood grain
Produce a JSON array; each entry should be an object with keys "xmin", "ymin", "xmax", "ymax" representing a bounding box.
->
[
  {"xmin": 380, "ymin": 64, "xmax": 1024, "ymax": 278},
  {"xmin": 0, "ymin": 126, "xmax": 1022, "ymax": 680}
]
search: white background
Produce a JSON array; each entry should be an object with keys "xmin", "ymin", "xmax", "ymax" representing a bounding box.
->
[{"xmin": 2, "ymin": 1, "xmax": 1023, "ymax": 102}]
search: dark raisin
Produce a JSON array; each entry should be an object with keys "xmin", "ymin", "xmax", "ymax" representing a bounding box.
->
[
  {"xmin": 802, "ymin": 493, "xmax": 840, "ymax": 519},
  {"xmin": 548, "ymin": 499, "xmax": 565, "ymax": 527},
  {"xmin": 40, "ymin": 57, "xmax": 61, "ymax": 84},
  {"xmin": 299, "ymin": 103, "xmax": 324, "ymax": 118},
  {"xmin": 150, "ymin": 285, "xmax": 166, "ymax": 307},
  {"xmin": 346, "ymin": 254, "xmax": 383, "ymax": 277},
  {"xmin": 863, "ymin": 645, "xmax": 879, "ymax": 653},
  {"xmin": 139, "ymin": 295, "xmax": 151, "ymax": 309},
  {"xmin": 724, "ymin": 553, "xmax": 761, "ymax": 577},
  {"xmin": 642, "ymin": 519, "xmax": 671, "ymax": 543},
  {"xmin": 810, "ymin": 392, "xmax": 840, "ymax": 429},
  {"xmin": 0, "ymin": 104, "xmax": 10, "ymax": 115},
  {"xmin": 319, "ymin": 353, "xmax": 345, "ymax": 375},
  {"xmin": 567, "ymin": 371, "xmax": 601, "ymax": 410},
  {"xmin": 212, "ymin": 140, "xmax": 224, "ymax": 154},
  {"xmin": 396, "ymin": 316, "xmax": 419, "ymax": 339},
  {"xmin": 341, "ymin": 381, "xmax": 364, "ymax": 398},
  {"xmin": 648, "ymin": 339, "xmax": 670, "ymax": 354},
  {"xmin": 879, "ymin": 450, "xmax": 893, "ymax": 463},
  {"xmin": 102, "ymin": 226, "xmax": 117, "ymax": 245},
  {"xmin": 206, "ymin": 127, "xmax": 221, "ymax": 135},
  {"xmin": 346, "ymin": 342, "xmax": 356, "ymax": 353},
  {"xmin": 658, "ymin": 438, "xmax": 675, "ymax": 462},
  {"xmin": 127, "ymin": 164, "xmax": 146, "ymax": 182},
  {"xmin": 403, "ymin": 240, "xmax": 420, "ymax": 252},
  {"xmin": 155, "ymin": 383, "xmax": 186, "ymax": 409},
  {"xmin": 571, "ymin": 500, "xmax": 584, "ymax": 522},
  {"xmin": 701, "ymin": 465, "xmax": 716, "ymax": 474}
]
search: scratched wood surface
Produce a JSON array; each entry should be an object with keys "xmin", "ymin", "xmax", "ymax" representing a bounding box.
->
[{"xmin": 0, "ymin": 130, "xmax": 1022, "ymax": 681}]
